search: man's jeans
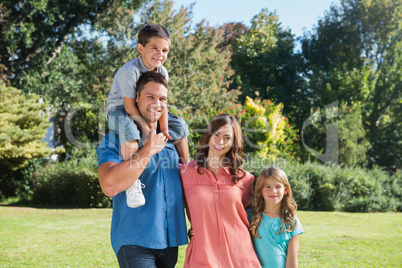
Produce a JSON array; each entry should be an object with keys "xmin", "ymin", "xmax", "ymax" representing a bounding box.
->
[{"xmin": 117, "ymin": 245, "xmax": 178, "ymax": 268}]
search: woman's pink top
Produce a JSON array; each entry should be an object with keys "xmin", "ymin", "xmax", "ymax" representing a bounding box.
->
[{"xmin": 180, "ymin": 161, "xmax": 261, "ymax": 268}]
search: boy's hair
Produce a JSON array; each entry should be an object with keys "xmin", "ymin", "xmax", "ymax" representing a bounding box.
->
[
  {"xmin": 136, "ymin": 71, "xmax": 168, "ymax": 97},
  {"xmin": 194, "ymin": 114, "xmax": 246, "ymax": 184},
  {"xmin": 138, "ymin": 24, "xmax": 170, "ymax": 46},
  {"xmin": 250, "ymin": 166, "xmax": 298, "ymax": 239}
]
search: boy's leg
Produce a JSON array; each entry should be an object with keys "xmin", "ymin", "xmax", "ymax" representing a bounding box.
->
[
  {"xmin": 174, "ymin": 137, "xmax": 189, "ymax": 164},
  {"xmin": 121, "ymin": 140, "xmax": 139, "ymax": 161},
  {"xmin": 166, "ymin": 113, "xmax": 190, "ymax": 164},
  {"xmin": 121, "ymin": 140, "xmax": 145, "ymax": 208}
]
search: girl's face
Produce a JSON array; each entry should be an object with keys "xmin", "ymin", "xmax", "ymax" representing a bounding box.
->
[
  {"xmin": 261, "ymin": 178, "xmax": 288, "ymax": 207},
  {"xmin": 208, "ymin": 123, "xmax": 234, "ymax": 160}
]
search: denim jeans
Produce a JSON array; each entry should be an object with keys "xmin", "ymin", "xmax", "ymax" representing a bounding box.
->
[{"xmin": 117, "ymin": 245, "xmax": 178, "ymax": 268}]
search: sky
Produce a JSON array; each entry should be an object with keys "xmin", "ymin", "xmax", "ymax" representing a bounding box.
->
[{"xmin": 171, "ymin": 0, "xmax": 340, "ymax": 38}]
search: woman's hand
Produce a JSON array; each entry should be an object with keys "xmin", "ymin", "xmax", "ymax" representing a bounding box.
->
[{"xmin": 187, "ymin": 228, "xmax": 194, "ymax": 240}]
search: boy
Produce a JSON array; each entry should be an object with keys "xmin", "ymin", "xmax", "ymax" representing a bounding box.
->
[{"xmin": 106, "ymin": 24, "xmax": 190, "ymax": 208}]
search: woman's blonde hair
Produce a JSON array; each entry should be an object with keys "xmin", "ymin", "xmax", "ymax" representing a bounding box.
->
[{"xmin": 250, "ymin": 166, "xmax": 297, "ymax": 239}]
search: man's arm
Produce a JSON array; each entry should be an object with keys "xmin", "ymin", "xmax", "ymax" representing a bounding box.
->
[{"xmin": 98, "ymin": 130, "xmax": 167, "ymax": 197}]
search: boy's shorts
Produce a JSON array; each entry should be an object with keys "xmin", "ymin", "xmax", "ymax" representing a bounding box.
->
[{"xmin": 107, "ymin": 106, "xmax": 190, "ymax": 147}]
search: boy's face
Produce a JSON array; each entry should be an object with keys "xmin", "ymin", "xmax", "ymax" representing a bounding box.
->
[{"xmin": 137, "ymin": 37, "xmax": 170, "ymax": 71}]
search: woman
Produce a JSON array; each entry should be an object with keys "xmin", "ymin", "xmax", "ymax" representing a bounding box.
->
[{"xmin": 180, "ymin": 114, "xmax": 261, "ymax": 268}]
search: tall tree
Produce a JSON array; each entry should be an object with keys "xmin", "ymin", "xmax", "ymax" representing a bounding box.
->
[
  {"xmin": 19, "ymin": 0, "xmax": 240, "ymax": 153},
  {"xmin": 0, "ymin": 0, "xmax": 146, "ymax": 87},
  {"xmin": 301, "ymin": 0, "xmax": 402, "ymax": 169},
  {"xmin": 138, "ymin": 0, "xmax": 240, "ymax": 112},
  {"xmin": 230, "ymin": 9, "xmax": 309, "ymax": 128},
  {"xmin": 0, "ymin": 82, "xmax": 52, "ymax": 170}
]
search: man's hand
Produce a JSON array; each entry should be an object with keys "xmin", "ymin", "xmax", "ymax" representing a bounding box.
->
[{"xmin": 143, "ymin": 129, "xmax": 168, "ymax": 156}]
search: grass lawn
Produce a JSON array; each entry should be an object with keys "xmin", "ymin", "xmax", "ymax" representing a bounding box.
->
[{"xmin": 0, "ymin": 207, "xmax": 401, "ymax": 267}]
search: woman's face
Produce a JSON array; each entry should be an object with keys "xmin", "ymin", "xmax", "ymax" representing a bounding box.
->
[{"xmin": 208, "ymin": 123, "xmax": 234, "ymax": 160}]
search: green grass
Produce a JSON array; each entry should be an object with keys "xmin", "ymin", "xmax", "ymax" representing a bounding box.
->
[{"xmin": 0, "ymin": 207, "xmax": 401, "ymax": 267}]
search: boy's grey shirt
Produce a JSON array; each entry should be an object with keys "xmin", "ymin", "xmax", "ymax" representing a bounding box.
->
[{"xmin": 106, "ymin": 57, "xmax": 169, "ymax": 116}]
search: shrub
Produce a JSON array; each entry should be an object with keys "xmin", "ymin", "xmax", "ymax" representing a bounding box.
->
[
  {"xmin": 30, "ymin": 149, "xmax": 111, "ymax": 208},
  {"xmin": 173, "ymin": 97, "xmax": 300, "ymax": 161},
  {"xmin": 247, "ymin": 160, "xmax": 401, "ymax": 212}
]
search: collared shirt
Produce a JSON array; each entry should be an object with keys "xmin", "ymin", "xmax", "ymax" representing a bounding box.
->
[
  {"xmin": 97, "ymin": 131, "xmax": 187, "ymax": 254},
  {"xmin": 180, "ymin": 161, "xmax": 261, "ymax": 268},
  {"xmin": 106, "ymin": 57, "xmax": 169, "ymax": 115}
]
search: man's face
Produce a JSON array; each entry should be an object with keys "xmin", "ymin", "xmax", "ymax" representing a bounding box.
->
[
  {"xmin": 136, "ymin": 81, "xmax": 168, "ymax": 125},
  {"xmin": 137, "ymin": 37, "xmax": 169, "ymax": 71}
]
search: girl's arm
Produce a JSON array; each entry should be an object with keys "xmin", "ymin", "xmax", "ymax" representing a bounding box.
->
[{"xmin": 286, "ymin": 234, "xmax": 300, "ymax": 268}]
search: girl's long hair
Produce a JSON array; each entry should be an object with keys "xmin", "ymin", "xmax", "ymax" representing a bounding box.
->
[
  {"xmin": 194, "ymin": 114, "xmax": 245, "ymax": 184},
  {"xmin": 250, "ymin": 166, "xmax": 297, "ymax": 239}
]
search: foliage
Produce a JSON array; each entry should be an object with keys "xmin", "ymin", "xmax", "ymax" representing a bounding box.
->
[
  {"xmin": 0, "ymin": 82, "xmax": 53, "ymax": 171},
  {"xmin": 301, "ymin": 0, "xmax": 402, "ymax": 169},
  {"xmin": 265, "ymin": 161, "xmax": 401, "ymax": 212},
  {"xmin": 173, "ymin": 97, "xmax": 300, "ymax": 161},
  {"xmin": 19, "ymin": 0, "xmax": 240, "ymax": 155},
  {"xmin": 140, "ymin": 0, "xmax": 240, "ymax": 113},
  {"xmin": 30, "ymin": 148, "xmax": 111, "ymax": 208},
  {"xmin": 0, "ymin": 0, "xmax": 147, "ymax": 85},
  {"xmin": 302, "ymin": 101, "xmax": 369, "ymax": 166},
  {"xmin": 230, "ymin": 8, "xmax": 309, "ymax": 128}
]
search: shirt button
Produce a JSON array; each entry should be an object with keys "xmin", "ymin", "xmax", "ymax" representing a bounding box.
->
[
  {"xmin": 167, "ymin": 196, "xmax": 171, "ymax": 199},
  {"xmin": 168, "ymin": 215, "xmax": 172, "ymax": 218},
  {"xmin": 165, "ymin": 178, "xmax": 168, "ymax": 181}
]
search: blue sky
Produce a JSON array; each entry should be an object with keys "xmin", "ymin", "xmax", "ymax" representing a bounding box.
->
[{"xmin": 172, "ymin": 0, "xmax": 340, "ymax": 38}]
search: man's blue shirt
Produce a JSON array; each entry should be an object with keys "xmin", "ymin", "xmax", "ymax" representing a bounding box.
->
[{"xmin": 97, "ymin": 131, "xmax": 188, "ymax": 254}]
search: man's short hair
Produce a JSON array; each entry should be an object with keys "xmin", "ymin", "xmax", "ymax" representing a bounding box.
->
[
  {"xmin": 137, "ymin": 72, "xmax": 169, "ymax": 96},
  {"xmin": 138, "ymin": 24, "xmax": 170, "ymax": 46}
]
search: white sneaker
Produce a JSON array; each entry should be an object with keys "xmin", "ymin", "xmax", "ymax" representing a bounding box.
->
[{"xmin": 126, "ymin": 179, "xmax": 145, "ymax": 208}]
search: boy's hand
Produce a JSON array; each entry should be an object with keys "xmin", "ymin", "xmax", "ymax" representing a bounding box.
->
[{"xmin": 161, "ymin": 130, "xmax": 172, "ymax": 140}]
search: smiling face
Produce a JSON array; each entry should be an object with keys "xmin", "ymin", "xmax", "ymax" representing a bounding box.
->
[
  {"xmin": 261, "ymin": 178, "xmax": 288, "ymax": 208},
  {"xmin": 137, "ymin": 37, "xmax": 169, "ymax": 71},
  {"xmin": 207, "ymin": 123, "xmax": 234, "ymax": 160},
  {"xmin": 136, "ymin": 81, "xmax": 168, "ymax": 128}
]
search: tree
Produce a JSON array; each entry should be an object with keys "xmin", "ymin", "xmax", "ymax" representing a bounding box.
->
[
  {"xmin": 140, "ymin": 0, "xmax": 240, "ymax": 113},
  {"xmin": 0, "ymin": 0, "xmax": 147, "ymax": 87},
  {"xmin": 0, "ymin": 82, "xmax": 52, "ymax": 170},
  {"xmin": 301, "ymin": 0, "xmax": 402, "ymax": 169},
  {"xmin": 17, "ymin": 0, "xmax": 241, "ymax": 154},
  {"xmin": 302, "ymin": 102, "xmax": 369, "ymax": 166},
  {"xmin": 218, "ymin": 22, "xmax": 249, "ymax": 51},
  {"xmin": 230, "ymin": 9, "xmax": 310, "ymax": 128}
]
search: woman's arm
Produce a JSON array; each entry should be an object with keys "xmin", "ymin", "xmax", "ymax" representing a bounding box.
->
[{"xmin": 286, "ymin": 234, "xmax": 300, "ymax": 268}]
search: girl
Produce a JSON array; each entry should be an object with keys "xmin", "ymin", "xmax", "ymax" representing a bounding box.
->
[
  {"xmin": 250, "ymin": 166, "xmax": 303, "ymax": 268},
  {"xmin": 180, "ymin": 114, "xmax": 261, "ymax": 268}
]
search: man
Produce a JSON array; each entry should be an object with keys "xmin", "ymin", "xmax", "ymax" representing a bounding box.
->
[{"xmin": 97, "ymin": 71, "xmax": 188, "ymax": 268}]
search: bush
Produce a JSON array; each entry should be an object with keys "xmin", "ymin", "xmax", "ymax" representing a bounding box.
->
[
  {"xmin": 173, "ymin": 96, "xmax": 301, "ymax": 161},
  {"xmin": 246, "ymin": 160, "xmax": 401, "ymax": 212},
  {"xmin": 30, "ymin": 149, "xmax": 111, "ymax": 208}
]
